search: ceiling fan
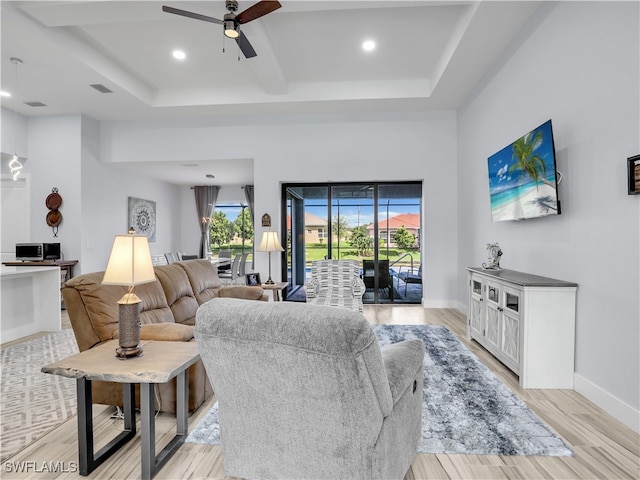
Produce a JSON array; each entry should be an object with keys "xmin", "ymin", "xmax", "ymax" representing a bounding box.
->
[{"xmin": 162, "ymin": 0, "xmax": 282, "ymax": 59}]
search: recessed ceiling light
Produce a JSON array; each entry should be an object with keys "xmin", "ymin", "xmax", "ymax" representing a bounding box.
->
[
  {"xmin": 362, "ymin": 40, "xmax": 376, "ymax": 52},
  {"xmin": 172, "ymin": 50, "xmax": 186, "ymax": 60},
  {"xmin": 0, "ymin": 91, "xmax": 11, "ymax": 97}
]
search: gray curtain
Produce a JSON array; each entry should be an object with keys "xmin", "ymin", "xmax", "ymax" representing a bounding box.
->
[
  {"xmin": 194, "ymin": 185, "xmax": 219, "ymax": 259},
  {"xmin": 244, "ymin": 185, "xmax": 255, "ymax": 228},
  {"xmin": 244, "ymin": 185, "xmax": 255, "ymax": 268}
]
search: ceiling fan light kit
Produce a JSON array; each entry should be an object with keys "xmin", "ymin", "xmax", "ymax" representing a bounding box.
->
[
  {"xmin": 224, "ymin": 15, "xmax": 239, "ymax": 39},
  {"xmin": 162, "ymin": 0, "xmax": 281, "ymax": 58}
]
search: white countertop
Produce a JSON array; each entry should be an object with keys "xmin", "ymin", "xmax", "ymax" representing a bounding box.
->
[{"xmin": 1, "ymin": 265, "xmax": 61, "ymax": 276}]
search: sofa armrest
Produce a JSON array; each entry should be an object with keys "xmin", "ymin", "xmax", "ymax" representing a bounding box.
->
[
  {"xmin": 113, "ymin": 323, "xmax": 195, "ymax": 342},
  {"xmin": 304, "ymin": 278, "xmax": 319, "ymax": 298},
  {"xmin": 218, "ymin": 285, "xmax": 266, "ymax": 301},
  {"xmin": 381, "ymin": 339, "xmax": 425, "ymax": 405}
]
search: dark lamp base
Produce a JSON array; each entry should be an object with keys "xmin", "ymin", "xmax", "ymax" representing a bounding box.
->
[
  {"xmin": 115, "ymin": 345, "xmax": 144, "ymax": 359},
  {"xmin": 117, "ymin": 301, "xmax": 142, "ymax": 360},
  {"xmin": 264, "ymin": 278, "xmax": 275, "ymax": 285}
]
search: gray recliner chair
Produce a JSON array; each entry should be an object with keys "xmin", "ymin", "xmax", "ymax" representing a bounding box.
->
[{"xmin": 195, "ymin": 298, "xmax": 425, "ymax": 480}]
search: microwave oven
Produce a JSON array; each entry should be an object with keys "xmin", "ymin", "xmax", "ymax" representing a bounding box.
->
[{"xmin": 15, "ymin": 243, "xmax": 61, "ymax": 261}]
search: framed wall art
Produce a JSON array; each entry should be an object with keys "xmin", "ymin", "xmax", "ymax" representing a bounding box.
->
[
  {"xmin": 128, "ymin": 197, "xmax": 157, "ymax": 242},
  {"xmin": 628, "ymin": 154, "xmax": 640, "ymax": 195}
]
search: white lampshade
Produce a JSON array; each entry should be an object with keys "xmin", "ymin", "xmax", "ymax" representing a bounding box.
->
[
  {"xmin": 257, "ymin": 231, "xmax": 283, "ymax": 252},
  {"xmin": 102, "ymin": 234, "xmax": 155, "ymax": 287}
]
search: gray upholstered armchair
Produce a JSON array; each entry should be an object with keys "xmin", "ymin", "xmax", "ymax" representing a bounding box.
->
[
  {"xmin": 304, "ymin": 259, "xmax": 366, "ymax": 312},
  {"xmin": 195, "ymin": 298, "xmax": 425, "ymax": 480}
]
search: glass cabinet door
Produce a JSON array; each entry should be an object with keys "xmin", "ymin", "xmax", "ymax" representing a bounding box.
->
[
  {"xmin": 487, "ymin": 285, "xmax": 500, "ymax": 303},
  {"xmin": 505, "ymin": 291, "xmax": 519, "ymax": 312}
]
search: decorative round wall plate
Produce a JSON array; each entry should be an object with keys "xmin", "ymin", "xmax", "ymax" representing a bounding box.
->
[
  {"xmin": 45, "ymin": 190, "xmax": 62, "ymax": 210},
  {"xmin": 46, "ymin": 210, "xmax": 62, "ymax": 227}
]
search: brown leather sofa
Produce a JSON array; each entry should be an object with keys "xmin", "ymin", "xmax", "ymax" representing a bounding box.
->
[{"xmin": 61, "ymin": 259, "xmax": 268, "ymax": 413}]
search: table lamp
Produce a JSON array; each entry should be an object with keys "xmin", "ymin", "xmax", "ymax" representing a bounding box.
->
[
  {"xmin": 257, "ymin": 231, "xmax": 283, "ymax": 285},
  {"xmin": 102, "ymin": 232, "xmax": 156, "ymax": 358}
]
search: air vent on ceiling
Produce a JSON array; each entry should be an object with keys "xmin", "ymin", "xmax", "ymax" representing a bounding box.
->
[
  {"xmin": 24, "ymin": 101, "xmax": 46, "ymax": 107},
  {"xmin": 90, "ymin": 84, "xmax": 113, "ymax": 94}
]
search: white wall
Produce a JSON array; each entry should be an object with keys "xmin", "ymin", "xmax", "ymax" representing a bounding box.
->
[
  {"xmin": 24, "ymin": 115, "xmax": 82, "ymax": 266},
  {"xmin": 5, "ymin": 113, "xmax": 182, "ymax": 274},
  {"xmin": 101, "ymin": 111, "xmax": 459, "ymax": 305},
  {"xmin": 1, "ymin": 107, "xmax": 28, "ymax": 160},
  {"xmin": 457, "ymin": 2, "xmax": 639, "ymax": 429}
]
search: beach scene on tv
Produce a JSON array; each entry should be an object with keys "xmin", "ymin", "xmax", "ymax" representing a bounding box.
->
[{"xmin": 488, "ymin": 120, "xmax": 560, "ymax": 222}]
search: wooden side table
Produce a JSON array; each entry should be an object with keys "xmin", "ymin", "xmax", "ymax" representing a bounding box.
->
[
  {"xmin": 42, "ymin": 340, "xmax": 200, "ymax": 480},
  {"xmin": 261, "ymin": 281, "xmax": 288, "ymax": 301}
]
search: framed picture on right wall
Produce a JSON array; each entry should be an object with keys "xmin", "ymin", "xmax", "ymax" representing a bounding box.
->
[{"xmin": 628, "ymin": 154, "xmax": 640, "ymax": 195}]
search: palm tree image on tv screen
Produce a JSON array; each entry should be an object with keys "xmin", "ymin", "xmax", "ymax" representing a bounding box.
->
[{"xmin": 487, "ymin": 119, "xmax": 560, "ymax": 222}]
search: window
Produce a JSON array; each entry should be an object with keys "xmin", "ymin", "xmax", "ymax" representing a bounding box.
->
[{"xmin": 209, "ymin": 204, "xmax": 254, "ymax": 255}]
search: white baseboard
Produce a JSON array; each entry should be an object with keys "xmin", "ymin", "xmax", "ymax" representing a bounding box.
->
[{"xmin": 574, "ymin": 373, "xmax": 640, "ymax": 434}]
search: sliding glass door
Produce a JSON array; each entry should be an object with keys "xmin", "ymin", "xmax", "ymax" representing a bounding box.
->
[{"xmin": 282, "ymin": 182, "xmax": 422, "ymax": 304}]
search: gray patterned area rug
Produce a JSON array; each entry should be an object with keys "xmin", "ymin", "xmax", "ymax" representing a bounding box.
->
[
  {"xmin": 1, "ymin": 329, "xmax": 79, "ymax": 461},
  {"xmin": 188, "ymin": 324, "xmax": 573, "ymax": 456}
]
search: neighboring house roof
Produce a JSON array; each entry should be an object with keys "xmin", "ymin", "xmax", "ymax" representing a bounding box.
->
[
  {"xmin": 366, "ymin": 213, "xmax": 420, "ymax": 231},
  {"xmin": 286, "ymin": 212, "xmax": 328, "ymax": 229}
]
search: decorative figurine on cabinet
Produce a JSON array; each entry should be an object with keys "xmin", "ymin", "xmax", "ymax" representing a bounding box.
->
[{"xmin": 482, "ymin": 242, "xmax": 503, "ymax": 270}]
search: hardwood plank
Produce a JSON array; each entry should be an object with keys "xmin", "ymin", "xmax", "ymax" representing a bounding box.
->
[{"xmin": 4, "ymin": 306, "xmax": 639, "ymax": 480}]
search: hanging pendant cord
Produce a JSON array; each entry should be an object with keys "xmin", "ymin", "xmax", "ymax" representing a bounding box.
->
[{"xmin": 9, "ymin": 57, "xmax": 23, "ymax": 181}]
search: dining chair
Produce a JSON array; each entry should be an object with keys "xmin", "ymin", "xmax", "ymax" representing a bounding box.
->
[
  {"xmin": 238, "ymin": 252, "xmax": 251, "ymax": 278},
  {"xmin": 218, "ymin": 254, "xmax": 242, "ymax": 284},
  {"xmin": 164, "ymin": 252, "xmax": 179, "ymax": 264}
]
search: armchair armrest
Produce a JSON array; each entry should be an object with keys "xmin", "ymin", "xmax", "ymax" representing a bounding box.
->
[
  {"xmin": 351, "ymin": 276, "xmax": 366, "ymax": 297},
  {"xmin": 304, "ymin": 278, "xmax": 320, "ymax": 298},
  {"xmin": 381, "ymin": 340, "xmax": 425, "ymax": 405}
]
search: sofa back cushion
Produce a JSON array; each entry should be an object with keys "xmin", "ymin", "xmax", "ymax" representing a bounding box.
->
[
  {"xmin": 177, "ymin": 259, "xmax": 222, "ymax": 305},
  {"xmin": 61, "ymin": 272, "xmax": 174, "ymax": 351},
  {"xmin": 154, "ymin": 263, "xmax": 200, "ymax": 325}
]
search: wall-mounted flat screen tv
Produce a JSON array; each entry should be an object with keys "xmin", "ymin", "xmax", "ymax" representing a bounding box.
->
[{"xmin": 487, "ymin": 119, "xmax": 560, "ymax": 222}]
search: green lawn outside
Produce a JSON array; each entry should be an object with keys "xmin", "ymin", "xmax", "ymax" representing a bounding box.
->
[
  {"xmin": 212, "ymin": 245, "xmax": 254, "ymax": 253},
  {"xmin": 213, "ymin": 243, "xmax": 421, "ymax": 270},
  {"xmin": 297, "ymin": 243, "xmax": 421, "ymax": 269}
]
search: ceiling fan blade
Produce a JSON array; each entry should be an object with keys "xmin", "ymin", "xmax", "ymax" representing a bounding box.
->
[
  {"xmin": 162, "ymin": 5, "xmax": 223, "ymax": 25},
  {"xmin": 236, "ymin": 0, "xmax": 281, "ymax": 24},
  {"xmin": 235, "ymin": 31, "xmax": 257, "ymax": 58}
]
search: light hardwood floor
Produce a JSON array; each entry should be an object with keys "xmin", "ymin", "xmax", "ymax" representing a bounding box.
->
[{"xmin": 4, "ymin": 306, "xmax": 639, "ymax": 479}]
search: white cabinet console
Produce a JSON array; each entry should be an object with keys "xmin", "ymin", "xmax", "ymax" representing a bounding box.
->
[
  {"xmin": 466, "ymin": 267, "xmax": 577, "ymax": 389},
  {"xmin": 1, "ymin": 265, "xmax": 62, "ymax": 342}
]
